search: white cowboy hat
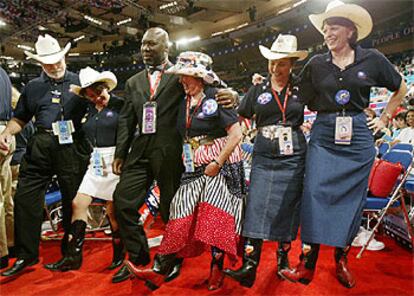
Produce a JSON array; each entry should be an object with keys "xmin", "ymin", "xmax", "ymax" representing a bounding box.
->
[
  {"xmin": 166, "ymin": 51, "xmax": 221, "ymax": 85},
  {"xmin": 259, "ymin": 34, "xmax": 308, "ymax": 61},
  {"xmin": 24, "ymin": 34, "xmax": 71, "ymax": 64},
  {"xmin": 70, "ymin": 67, "xmax": 117, "ymax": 96},
  {"xmin": 309, "ymin": 0, "xmax": 373, "ymax": 41}
]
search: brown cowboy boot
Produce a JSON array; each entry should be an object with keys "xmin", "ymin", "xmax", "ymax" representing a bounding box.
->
[
  {"xmin": 279, "ymin": 243, "xmax": 320, "ymax": 285},
  {"xmin": 277, "ymin": 242, "xmax": 291, "ymax": 279},
  {"xmin": 207, "ymin": 247, "xmax": 225, "ymax": 290},
  {"xmin": 335, "ymin": 246, "xmax": 356, "ymax": 288},
  {"xmin": 126, "ymin": 253, "xmax": 177, "ymax": 290}
]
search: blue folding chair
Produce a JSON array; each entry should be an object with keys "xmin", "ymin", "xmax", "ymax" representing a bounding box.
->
[
  {"xmin": 358, "ymin": 149, "xmax": 413, "ymax": 258},
  {"xmin": 391, "ymin": 143, "xmax": 413, "ymax": 153},
  {"xmin": 377, "ymin": 142, "xmax": 390, "ymax": 157},
  {"xmin": 44, "ymin": 178, "xmax": 62, "ymax": 232}
]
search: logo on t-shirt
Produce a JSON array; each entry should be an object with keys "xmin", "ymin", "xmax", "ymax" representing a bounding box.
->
[
  {"xmin": 202, "ymin": 99, "xmax": 218, "ymax": 116},
  {"xmin": 357, "ymin": 71, "xmax": 367, "ymax": 80},
  {"xmin": 257, "ymin": 92, "xmax": 272, "ymax": 105}
]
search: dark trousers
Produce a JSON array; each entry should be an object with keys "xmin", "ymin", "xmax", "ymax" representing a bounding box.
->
[
  {"xmin": 14, "ymin": 132, "xmax": 89, "ymax": 260},
  {"xmin": 114, "ymin": 151, "xmax": 182, "ymax": 265}
]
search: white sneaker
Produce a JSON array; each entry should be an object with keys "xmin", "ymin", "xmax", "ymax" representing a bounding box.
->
[{"xmin": 351, "ymin": 227, "xmax": 385, "ymax": 251}]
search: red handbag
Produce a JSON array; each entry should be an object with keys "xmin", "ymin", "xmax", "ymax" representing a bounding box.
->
[{"xmin": 368, "ymin": 158, "xmax": 403, "ymax": 198}]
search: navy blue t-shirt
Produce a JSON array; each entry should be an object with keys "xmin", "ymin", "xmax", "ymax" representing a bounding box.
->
[
  {"xmin": 299, "ymin": 46, "xmax": 402, "ymax": 112},
  {"xmin": 238, "ymin": 77, "xmax": 304, "ymax": 128},
  {"xmin": 82, "ymin": 95, "xmax": 124, "ymax": 147},
  {"xmin": 176, "ymin": 87, "xmax": 238, "ymax": 139},
  {"xmin": 14, "ymin": 71, "xmax": 88, "ymax": 130}
]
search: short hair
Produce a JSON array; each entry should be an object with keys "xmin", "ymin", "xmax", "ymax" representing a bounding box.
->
[
  {"xmin": 394, "ymin": 111, "xmax": 406, "ymax": 121},
  {"xmin": 323, "ymin": 17, "xmax": 358, "ymax": 48},
  {"xmin": 79, "ymin": 81, "xmax": 108, "ymax": 97}
]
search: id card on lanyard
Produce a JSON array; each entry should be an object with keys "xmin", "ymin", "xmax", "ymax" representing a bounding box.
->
[
  {"xmin": 92, "ymin": 149, "xmax": 106, "ymax": 176},
  {"xmin": 52, "ymin": 120, "xmax": 74, "ymax": 144},
  {"xmin": 334, "ymin": 90, "xmax": 352, "ymax": 145},
  {"xmin": 142, "ymin": 68, "xmax": 164, "ymax": 134},
  {"xmin": 51, "ymin": 88, "xmax": 75, "ymax": 144},
  {"xmin": 271, "ymin": 86, "xmax": 293, "ymax": 155},
  {"xmin": 183, "ymin": 95, "xmax": 203, "ymax": 172}
]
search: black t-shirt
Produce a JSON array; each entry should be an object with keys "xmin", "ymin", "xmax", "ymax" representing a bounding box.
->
[
  {"xmin": 299, "ymin": 46, "xmax": 402, "ymax": 112},
  {"xmin": 238, "ymin": 77, "xmax": 304, "ymax": 128},
  {"xmin": 176, "ymin": 87, "xmax": 238, "ymax": 139},
  {"xmin": 14, "ymin": 71, "xmax": 88, "ymax": 130},
  {"xmin": 82, "ymin": 95, "xmax": 124, "ymax": 147}
]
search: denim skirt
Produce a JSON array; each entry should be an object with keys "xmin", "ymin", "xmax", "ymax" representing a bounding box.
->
[
  {"xmin": 242, "ymin": 130, "xmax": 306, "ymax": 241},
  {"xmin": 300, "ymin": 112, "xmax": 376, "ymax": 248}
]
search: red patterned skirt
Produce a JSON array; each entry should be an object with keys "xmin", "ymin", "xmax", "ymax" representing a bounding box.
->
[{"xmin": 158, "ymin": 137, "xmax": 246, "ymax": 259}]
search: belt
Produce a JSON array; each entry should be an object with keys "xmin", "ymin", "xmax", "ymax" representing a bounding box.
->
[
  {"xmin": 258, "ymin": 125, "xmax": 283, "ymax": 141},
  {"xmin": 318, "ymin": 110, "xmax": 362, "ymax": 115},
  {"xmin": 35, "ymin": 127, "xmax": 54, "ymax": 135},
  {"xmin": 186, "ymin": 135, "xmax": 215, "ymax": 150}
]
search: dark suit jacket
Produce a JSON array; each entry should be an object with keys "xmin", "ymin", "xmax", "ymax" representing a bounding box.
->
[{"xmin": 115, "ymin": 65, "xmax": 185, "ymax": 168}]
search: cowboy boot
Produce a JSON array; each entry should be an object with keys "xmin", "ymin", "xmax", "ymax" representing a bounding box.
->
[
  {"xmin": 126, "ymin": 253, "xmax": 177, "ymax": 290},
  {"xmin": 335, "ymin": 246, "xmax": 356, "ymax": 288},
  {"xmin": 107, "ymin": 229, "xmax": 126, "ymax": 270},
  {"xmin": 279, "ymin": 243, "xmax": 320, "ymax": 285},
  {"xmin": 165, "ymin": 257, "xmax": 184, "ymax": 282},
  {"xmin": 277, "ymin": 242, "xmax": 291, "ymax": 279},
  {"xmin": 207, "ymin": 247, "xmax": 225, "ymax": 291},
  {"xmin": 223, "ymin": 238, "xmax": 263, "ymax": 288},
  {"xmin": 44, "ymin": 220, "xmax": 86, "ymax": 271}
]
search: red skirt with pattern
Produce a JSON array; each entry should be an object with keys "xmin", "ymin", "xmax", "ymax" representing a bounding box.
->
[{"xmin": 157, "ymin": 137, "xmax": 246, "ymax": 259}]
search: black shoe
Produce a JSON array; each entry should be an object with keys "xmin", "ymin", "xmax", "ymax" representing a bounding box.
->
[
  {"xmin": 112, "ymin": 264, "xmax": 131, "ymax": 283},
  {"xmin": 164, "ymin": 258, "xmax": 183, "ymax": 282},
  {"xmin": 0, "ymin": 256, "xmax": 9, "ymax": 269},
  {"xmin": 107, "ymin": 232, "xmax": 125, "ymax": 270},
  {"xmin": 1, "ymin": 258, "xmax": 39, "ymax": 277},
  {"xmin": 44, "ymin": 255, "xmax": 82, "ymax": 272}
]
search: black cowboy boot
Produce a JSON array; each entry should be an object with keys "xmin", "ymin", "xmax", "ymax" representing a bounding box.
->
[
  {"xmin": 126, "ymin": 253, "xmax": 177, "ymax": 290},
  {"xmin": 335, "ymin": 246, "xmax": 356, "ymax": 288},
  {"xmin": 107, "ymin": 229, "xmax": 125, "ymax": 270},
  {"xmin": 279, "ymin": 243, "xmax": 320, "ymax": 285},
  {"xmin": 223, "ymin": 238, "xmax": 263, "ymax": 288},
  {"xmin": 277, "ymin": 242, "xmax": 291, "ymax": 279},
  {"xmin": 44, "ymin": 220, "xmax": 86, "ymax": 271},
  {"xmin": 207, "ymin": 247, "xmax": 225, "ymax": 291}
]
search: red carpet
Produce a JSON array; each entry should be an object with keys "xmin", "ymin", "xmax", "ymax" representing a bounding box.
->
[{"xmin": 1, "ymin": 221, "xmax": 413, "ymax": 296}]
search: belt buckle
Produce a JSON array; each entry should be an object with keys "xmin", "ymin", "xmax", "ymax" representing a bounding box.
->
[
  {"xmin": 199, "ymin": 137, "xmax": 214, "ymax": 146},
  {"xmin": 261, "ymin": 125, "xmax": 279, "ymax": 141},
  {"xmin": 189, "ymin": 138, "xmax": 200, "ymax": 150}
]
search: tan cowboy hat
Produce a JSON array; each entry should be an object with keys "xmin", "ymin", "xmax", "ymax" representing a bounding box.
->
[
  {"xmin": 259, "ymin": 34, "xmax": 308, "ymax": 61},
  {"xmin": 309, "ymin": 0, "xmax": 373, "ymax": 41},
  {"xmin": 166, "ymin": 51, "xmax": 221, "ymax": 85},
  {"xmin": 70, "ymin": 67, "xmax": 117, "ymax": 96},
  {"xmin": 24, "ymin": 34, "xmax": 71, "ymax": 64}
]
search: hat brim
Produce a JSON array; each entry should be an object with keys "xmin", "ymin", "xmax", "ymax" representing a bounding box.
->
[
  {"xmin": 309, "ymin": 4, "xmax": 373, "ymax": 41},
  {"xmin": 24, "ymin": 42, "xmax": 71, "ymax": 64},
  {"xmin": 71, "ymin": 72, "xmax": 118, "ymax": 97},
  {"xmin": 259, "ymin": 45, "xmax": 308, "ymax": 61},
  {"xmin": 166, "ymin": 65, "xmax": 220, "ymax": 85}
]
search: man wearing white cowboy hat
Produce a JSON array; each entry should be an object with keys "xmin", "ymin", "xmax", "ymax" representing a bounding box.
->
[
  {"xmin": 0, "ymin": 34, "xmax": 91, "ymax": 277},
  {"xmin": 111, "ymin": 27, "xmax": 238, "ymax": 285},
  {"xmin": 279, "ymin": 0, "xmax": 407, "ymax": 289}
]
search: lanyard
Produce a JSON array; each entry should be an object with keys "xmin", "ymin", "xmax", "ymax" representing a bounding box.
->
[
  {"xmin": 147, "ymin": 65, "xmax": 166, "ymax": 100},
  {"xmin": 185, "ymin": 95, "xmax": 203, "ymax": 139},
  {"xmin": 271, "ymin": 85, "xmax": 289, "ymax": 124}
]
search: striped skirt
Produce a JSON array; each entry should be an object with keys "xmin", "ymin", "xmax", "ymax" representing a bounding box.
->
[{"xmin": 158, "ymin": 137, "xmax": 246, "ymax": 259}]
